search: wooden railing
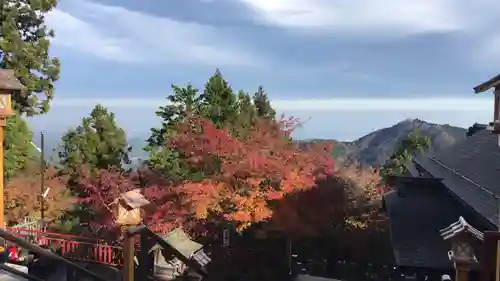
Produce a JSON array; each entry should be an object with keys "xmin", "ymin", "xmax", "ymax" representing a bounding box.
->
[
  {"xmin": 5, "ymin": 226, "xmax": 124, "ymax": 266},
  {"xmin": 0, "ymin": 227, "xmax": 109, "ymax": 281}
]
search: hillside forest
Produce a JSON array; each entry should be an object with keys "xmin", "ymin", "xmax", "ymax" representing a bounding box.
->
[{"xmin": 0, "ymin": 1, "xmax": 438, "ymax": 280}]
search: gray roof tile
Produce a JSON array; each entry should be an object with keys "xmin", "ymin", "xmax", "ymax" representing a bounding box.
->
[
  {"xmin": 383, "ymin": 180, "xmax": 491, "ymax": 269},
  {"xmin": 414, "ymin": 130, "xmax": 500, "ymax": 228}
]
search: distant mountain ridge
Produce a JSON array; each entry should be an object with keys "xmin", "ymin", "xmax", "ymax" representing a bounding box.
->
[
  {"xmin": 300, "ymin": 119, "xmax": 467, "ymax": 167},
  {"xmin": 35, "ymin": 119, "xmax": 468, "ymax": 168}
]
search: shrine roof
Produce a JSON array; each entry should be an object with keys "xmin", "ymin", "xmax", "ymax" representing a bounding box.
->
[
  {"xmin": 412, "ymin": 128, "xmax": 500, "ymax": 229},
  {"xmin": 150, "ymin": 228, "xmax": 203, "ymax": 259},
  {"xmin": 383, "ymin": 184, "xmax": 470, "ymax": 269},
  {"xmin": 474, "ymin": 73, "xmax": 500, "ymax": 93}
]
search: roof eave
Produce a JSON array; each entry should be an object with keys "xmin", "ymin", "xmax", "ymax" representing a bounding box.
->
[{"xmin": 474, "ymin": 73, "xmax": 500, "ymax": 93}]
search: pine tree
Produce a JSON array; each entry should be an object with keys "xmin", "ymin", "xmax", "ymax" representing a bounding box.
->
[
  {"xmin": 59, "ymin": 105, "xmax": 131, "ymax": 172},
  {"xmin": 232, "ymin": 90, "xmax": 256, "ymax": 137},
  {"xmin": 146, "ymin": 71, "xmax": 279, "ymax": 182},
  {"xmin": 199, "ymin": 69, "xmax": 237, "ymax": 128},
  {"xmin": 253, "ymin": 86, "xmax": 275, "ymax": 120},
  {"xmin": 145, "ymin": 84, "xmax": 201, "ymax": 179},
  {"xmin": 147, "ymin": 84, "xmax": 200, "ymax": 148},
  {"xmin": 0, "ymin": 0, "xmax": 61, "ymax": 115}
]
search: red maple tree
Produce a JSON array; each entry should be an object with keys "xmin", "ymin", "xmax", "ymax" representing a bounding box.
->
[
  {"xmin": 72, "ymin": 167, "xmax": 184, "ymax": 236},
  {"xmin": 72, "ymin": 115, "xmax": 340, "ymax": 236},
  {"xmin": 167, "ymin": 115, "xmax": 335, "ymax": 231}
]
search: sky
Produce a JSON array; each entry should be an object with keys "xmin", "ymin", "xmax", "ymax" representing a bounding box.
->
[{"xmin": 27, "ymin": 0, "xmax": 500, "ymax": 141}]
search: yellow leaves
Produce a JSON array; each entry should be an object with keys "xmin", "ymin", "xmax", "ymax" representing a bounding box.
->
[
  {"xmin": 5, "ymin": 166, "xmax": 74, "ymax": 223},
  {"xmin": 344, "ymin": 218, "xmax": 368, "ymax": 229}
]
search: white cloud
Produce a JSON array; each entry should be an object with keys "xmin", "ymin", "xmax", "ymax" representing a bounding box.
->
[
  {"xmin": 235, "ymin": 0, "xmax": 492, "ymax": 37},
  {"xmin": 45, "ymin": 0, "xmax": 262, "ymax": 66},
  {"xmin": 51, "ymin": 96, "xmax": 494, "ymax": 112}
]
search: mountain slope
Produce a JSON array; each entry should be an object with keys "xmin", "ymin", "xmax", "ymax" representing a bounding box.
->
[{"xmin": 341, "ymin": 119, "xmax": 467, "ymax": 167}]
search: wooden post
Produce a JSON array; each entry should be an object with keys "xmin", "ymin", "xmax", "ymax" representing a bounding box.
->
[
  {"xmin": 482, "ymin": 232, "xmax": 500, "ymax": 281},
  {"xmin": 123, "ymin": 228, "xmax": 135, "ymax": 281},
  {"xmin": 456, "ymin": 266, "xmax": 470, "ymax": 281},
  {"xmin": 494, "ymin": 87, "xmax": 500, "ymax": 122},
  {"xmin": 0, "ymin": 124, "xmax": 4, "ymax": 228},
  {"xmin": 138, "ymin": 230, "xmax": 154, "ymax": 279},
  {"xmin": 287, "ymin": 236, "xmax": 292, "ymax": 275},
  {"xmin": 115, "ymin": 190, "xmax": 150, "ymax": 281}
]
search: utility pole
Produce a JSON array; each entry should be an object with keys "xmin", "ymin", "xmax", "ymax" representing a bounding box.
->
[{"xmin": 40, "ymin": 132, "xmax": 44, "ymax": 231}]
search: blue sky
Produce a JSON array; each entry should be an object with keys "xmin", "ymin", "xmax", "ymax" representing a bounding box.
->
[{"xmin": 27, "ymin": 0, "xmax": 500, "ymax": 141}]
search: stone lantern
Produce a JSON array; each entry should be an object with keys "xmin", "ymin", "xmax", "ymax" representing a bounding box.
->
[
  {"xmin": 113, "ymin": 189, "xmax": 150, "ymax": 226},
  {"xmin": 440, "ymin": 217, "xmax": 484, "ymax": 281}
]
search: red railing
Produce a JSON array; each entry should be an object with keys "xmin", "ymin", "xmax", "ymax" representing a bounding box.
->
[{"xmin": 5, "ymin": 227, "xmax": 124, "ymax": 266}]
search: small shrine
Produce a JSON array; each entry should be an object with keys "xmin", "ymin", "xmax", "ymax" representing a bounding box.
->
[
  {"xmin": 149, "ymin": 228, "xmax": 211, "ymax": 281},
  {"xmin": 440, "ymin": 217, "xmax": 484, "ymax": 281}
]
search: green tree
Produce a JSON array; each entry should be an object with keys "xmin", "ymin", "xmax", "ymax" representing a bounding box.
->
[
  {"xmin": 145, "ymin": 84, "xmax": 201, "ymax": 179},
  {"xmin": 0, "ymin": 0, "xmax": 61, "ymax": 115},
  {"xmin": 145, "ymin": 70, "xmax": 278, "ymax": 180},
  {"xmin": 59, "ymin": 104, "xmax": 131, "ymax": 172},
  {"xmin": 253, "ymin": 86, "xmax": 275, "ymax": 120},
  {"xmin": 232, "ymin": 90, "xmax": 256, "ymax": 136},
  {"xmin": 4, "ymin": 113, "xmax": 35, "ymax": 180},
  {"xmin": 147, "ymin": 84, "xmax": 200, "ymax": 149},
  {"xmin": 381, "ymin": 129, "xmax": 431, "ymax": 177},
  {"xmin": 198, "ymin": 69, "xmax": 237, "ymax": 128}
]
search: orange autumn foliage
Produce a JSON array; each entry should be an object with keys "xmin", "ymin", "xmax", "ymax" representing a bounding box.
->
[
  {"xmin": 168, "ymin": 115, "xmax": 334, "ymax": 231},
  {"xmin": 268, "ymin": 163, "xmax": 387, "ymax": 237},
  {"xmin": 5, "ymin": 164, "xmax": 74, "ymax": 223}
]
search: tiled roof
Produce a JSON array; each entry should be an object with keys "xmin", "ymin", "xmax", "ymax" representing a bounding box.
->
[
  {"xmin": 473, "ymin": 73, "xmax": 500, "ymax": 93},
  {"xmin": 414, "ymin": 129, "xmax": 500, "ymax": 228},
  {"xmin": 383, "ymin": 181, "xmax": 481, "ymax": 269}
]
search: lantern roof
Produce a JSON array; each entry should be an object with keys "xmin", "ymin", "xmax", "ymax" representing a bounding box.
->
[
  {"xmin": 440, "ymin": 216, "xmax": 483, "ymax": 241},
  {"xmin": 150, "ymin": 228, "xmax": 203, "ymax": 258},
  {"xmin": 116, "ymin": 189, "xmax": 150, "ymax": 209},
  {"xmin": 0, "ymin": 69, "xmax": 22, "ymax": 91}
]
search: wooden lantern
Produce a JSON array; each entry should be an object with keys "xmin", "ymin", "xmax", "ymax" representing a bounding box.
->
[
  {"xmin": 441, "ymin": 217, "xmax": 483, "ymax": 265},
  {"xmin": 114, "ymin": 189, "xmax": 150, "ymax": 226},
  {"xmin": 0, "ymin": 69, "xmax": 21, "ymax": 120}
]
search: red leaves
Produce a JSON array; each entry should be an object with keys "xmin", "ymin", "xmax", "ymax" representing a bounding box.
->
[
  {"xmin": 167, "ymin": 115, "xmax": 335, "ymax": 231},
  {"xmin": 72, "ymin": 167, "xmax": 184, "ymax": 235},
  {"xmin": 72, "ymin": 167, "xmax": 136, "ymax": 230},
  {"xmin": 71, "ymin": 113, "xmax": 385, "ymax": 239}
]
